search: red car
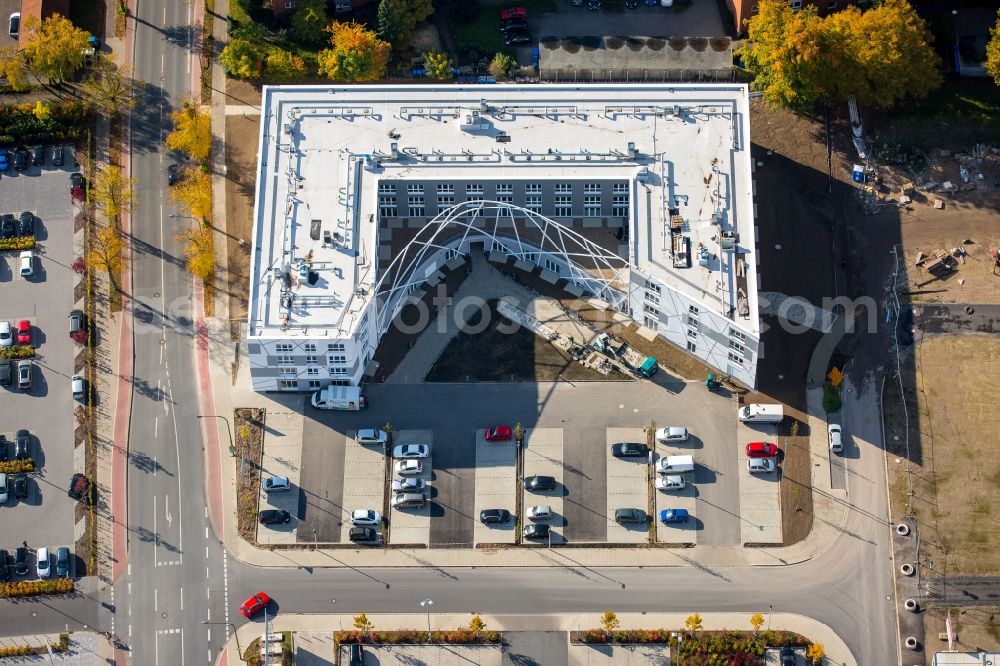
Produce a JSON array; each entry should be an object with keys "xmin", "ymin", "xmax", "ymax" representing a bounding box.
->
[
  {"xmin": 240, "ymin": 592, "xmax": 270, "ymax": 618},
  {"xmin": 745, "ymin": 441, "xmax": 778, "ymax": 458},
  {"xmin": 485, "ymin": 425, "xmax": 512, "ymax": 442},
  {"xmin": 16, "ymin": 320, "xmax": 30, "ymax": 346},
  {"xmin": 500, "ymin": 6, "xmax": 527, "ymax": 20}
]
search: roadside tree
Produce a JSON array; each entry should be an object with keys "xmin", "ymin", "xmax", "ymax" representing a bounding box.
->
[
  {"xmin": 88, "ymin": 224, "xmax": 125, "ymax": 293},
  {"xmin": 317, "ymin": 21, "xmax": 390, "ymax": 82},
  {"xmin": 89, "ymin": 165, "xmax": 135, "ymax": 227},
  {"xmin": 749, "ymin": 612, "xmax": 765, "ymax": 632},
  {"xmin": 80, "ymin": 58, "xmax": 135, "ymax": 115},
  {"xmin": 600, "ymin": 611, "xmax": 619, "ymax": 636},
  {"xmin": 20, "ymin": 14, "xmax": 90, "ymax": 83},
  {"xmin": 424, "ymin": 51, "xmax": 453, "ymax": 80},
  {"xmin": 176, "ymin": 227, "xmax": 215, "ymax": 282},
  {"xmin": 806, "ymin": 642, "xmax": 825, "ymax": 663},
  {"xmin": 684, "ymin": 613, "xmax": 703, "ymax": 633},
  {"xmin": 985, "ymin": 9, "xmax": 1000, "ymax": 85},
  {"xmin": 171, "ymin": 169, "xmax": 213, "ymax": 224},
  {"xmin": 166, "ymin": 100, "xmax": 212, "ymax": 164},
  {"xmin": 290, "ymin": 0, "xmax": 329, "ymax": 45}
]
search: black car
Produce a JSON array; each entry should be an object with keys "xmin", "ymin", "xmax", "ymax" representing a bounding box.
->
[
  {"xmin": 50, "ymin": 144, "xmax": 64, "ymax": 167},
  {"xmin": 349, "ymin": 644, "xmax": 365, "ymax": 666},
  {"xmin": 69, "ymin": 309, "xmax": 87, "ymax": 343},
  {"xmin": 167, "ymin": 163, "xmax": 183, "ymax": 186},
  {"xmin": 13, "ymin": 547, "xmax": 28, "ymax": 576},
  {"xmin": 17, "ymin": 211, "xmax": 33, "ymax": 237},
  {"xmin": 0, "ymin": 360, "xmax": 11, "ymax": 388},
  {"xmin": 523, "ymin": 475, "xmax": 557, "ymax": 492},
  {"xmin": 479, "ymin": 508, "xmax": 511, "ymax": 524},
  {"xmin": 587, "ymin": 0, "xmax": 601, "ymax": 8},
  {"xmin": 14, "ymin": 430, "xmax": 29, "ymax": 460},
  {"xmin": 258, "ymin": 509, "xmax": 291, "ymax": 525},
  {"xmin": 0, "ymin": 214, "xmax": 14, "ymax": 238},
  {"xmin": 500, "ymin": 18, "xmax": 527, "ymax": 32},
  {"xmin": 614, "ymin": 508, "xmax": 647, "ymax": 524},
  {"xmin": 0, "ymin": 434, "xmax": 7, "ymax": 460},
  {"xmin": 611, "ymin": 442, "xmax": 648, "ymax": 458},
  {"xmin": 780, "ymin": 647, "xmax": 796, "ymax": 665},
  {"xmin": 348, "ymin": 526, "xmax": 379, "ymax": 543},
  {"xmin": 30, "ymin": 145, "xmax": 44, "ymax": 166},
  {"xmin": 0, "ymin": 549, "xmax": 8, "ymax": 581},
  {"xmin": 70, "ymin": 172, "xmax": 85, "ymax": 191},
  {"xmin": 12, "ymin": 474, "xmax": 28, "ymax": 500},
  {"xmin": 625, "ymin": 0, "xmax": 638, "ymax": 8},
  {"xmin": 68, "ymin": 473, "xmax": 90, "ymax": 502},
  {"xmin": 522, "ymin": 523, "xmax": 550, "ymax": 540},
  {"xmin": 503, "ymin": 29, "xmax": 531, "ymax": 46},
  {"xmin": 12, "ymin": 146, "xmax": 28, "ymax": 171}
]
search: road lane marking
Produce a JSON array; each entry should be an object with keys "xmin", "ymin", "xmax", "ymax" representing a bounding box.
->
[
  {"xmin": 165, "ymin": 494, "xmax": 173, "ymax": 527},
  {"xmin": 154, "ymin": 588, "xmax": 158, "ymax": 612},
  {"xmin": 167, "ymin": 371, "xmax": 185, "ymax": 563},
  {"xmin": 154, "ymin": 418, "xmax": 158, "ymax": 439},
  {"xmin": 180, "ymin": 586, "xmax": 183, "ymax": 611},
  {"xmin": 154, "ymin": 495, "xmax": 158, "ymax": 564}
]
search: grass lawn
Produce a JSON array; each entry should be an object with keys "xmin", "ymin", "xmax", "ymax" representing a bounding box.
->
[{"xmin": 453, "ymin": 0, "xmax": 557, "ymax": 63}]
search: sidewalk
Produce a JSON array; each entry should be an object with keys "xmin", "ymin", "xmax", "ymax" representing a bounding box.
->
[
  {"xmin": 224, "ymin": 612, "xmax": 854, "ymax": 666},
  {"xmin": 0, "ymin": 632, "xmax": 113, "ymax": 665}
]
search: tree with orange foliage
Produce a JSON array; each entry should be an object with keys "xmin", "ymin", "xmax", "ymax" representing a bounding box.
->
[{"xmin": 316, "ymin": 21, "xmax": 390, "ymax": 83}]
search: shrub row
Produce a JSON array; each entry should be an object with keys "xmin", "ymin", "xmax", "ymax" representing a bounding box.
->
[
  {"xmin": 0, "ymin": 633, "xmax": 69, "ymax": 656},
  {"xmin": 0, "ymin": 459, "xmax": 34, "ymax": 473},
  {"xmin": 0, "ymin": 102, "xmax": 89, "ymax": 145},
  {"xmin": 573, "ymin": 629, "xmax": 810, "ymax": 661},
  {"xmin": 0, "ymin": 236, "xmax": 36, "ymax": 251},
  {"xmin": 0, "ymin": 345, "xmax": 35, "ymax": 359},
  {"xmin": 336, "ymin": 629, "xmax": 501, "ymax": 645},
  {"xmin": 0, "ymin": 579, "xmax": 75, "ymax": 598}
]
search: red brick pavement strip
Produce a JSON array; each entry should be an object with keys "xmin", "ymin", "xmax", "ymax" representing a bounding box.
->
[{"xmin": 193, "ymin": 277, "xmax": 225, "ymax": 540}]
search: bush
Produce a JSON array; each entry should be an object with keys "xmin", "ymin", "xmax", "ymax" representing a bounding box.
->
[
  {"xmin": 822, "ymin": 382, "xmax": 842, "ymax": 413},
  {"xmin": 0, "ymin": 579, "xmax": 75, "ymax": 598},
  {"xmin": 0, "ymin": 459, "xmax": 34, "ymax": 473},
  {"xmin": 0, "ymin": 345, "xmax": 35, "ymax": 359},
  {"xmin": 0, "ymin": 633, "xmax": 69, "ymax": 657},
  {"xmin": 0, "ymin": 236, "xmax": 36, "ymax": 251},
  {"xmin": 0, "ymin": 102, "xmax": 88, "ymax": 143}
]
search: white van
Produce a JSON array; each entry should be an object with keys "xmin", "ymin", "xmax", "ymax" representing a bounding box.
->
[{"xmin": 656, "ymin": 455, "xmax": 695, "ymax": 475}]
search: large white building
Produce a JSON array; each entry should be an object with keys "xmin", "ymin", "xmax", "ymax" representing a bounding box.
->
[{"xmin": 247, "ymin": 84, "xmax": 760, "ymax": 391}]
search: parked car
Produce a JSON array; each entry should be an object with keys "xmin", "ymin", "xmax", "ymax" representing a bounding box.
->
[
  {"xmin": 0, "ymin": 550, "xmax": 8, "ymax": 581},
  {"xmin": 0, "ymin": 472, "xmax": 7, "ymax": 504},
  {"xmin": 655, "ymin": 426, "xmax": 689, "ymax": 443},
  {"xmin": 500, "ymin": 6, "xmax": 527, "ymax": 20},
  {"xmin": 30, "ymin": 145, "xmax": 44, "ymax": 166},
  {"xmin": 349, "ymin": 643, "xmax": 365, "ymax": 666},
  {"xmin": 72, "ymin": 374, "xmax": 86, "ymax": 401},
  {"xmin": 262, "ymin": 476, "xmax": 290, "ymax": 493},
  {"xmin": 392, "ymin": 492, "xmax": 425, "ymax": 509},
  {"xmin": 484, "ymin": 425, "xmax": 512, "ymax": 442},
  {"xmin": 780, "ymin": 647, "xmax": 796, "ymax": 665},
  {"xmin": 55, "ymin": 547, "xmax": 70, "ymax": 577},
  {"xmin": 50, "ymin": 145, "xmax": 64, "ymax": 167},
  {"xmin": 625, "ymin": 0, "xmax": 638, "ymax": 8},
  {"xmin": 396, "ymin": 459, "xmax": 423, "ymax": 476},
  {"xmin": 70, "ymin": 173, "xmax": 84, "ymax": 203},
  {"xmin": 614, "ymin": 508, "xmax": 647, "ymax": 524},
  {"xmin": 611, "ymin": 442, "xmax": 648, "ymax": 458},
  {"xmin": 70, "ymin": 172, "xmax": 85, "ymax": 189},
  {"xmin": 745, "ymin": 441, "xmax": 778, "ymax": 458},
  {"xmin": 0, "ymin": 434, "xmax": 7, "ymax": 460},
  {"xmin": 19, "ymin": 250, "xmax": 34, "ymax": 277},
  {"xmin": 0, "ymin": 321, "xmax": 11, "ymax": 347},
  {"xmin": 643, "ymin": 0, "xmax": 657, "ymax": 6},
  {"xmin": 12, "ymin": 146, "xmax": 28, "ymax": 171},
  {"xmin": 747, "ymin": 458, "xmax": 776, "ymax": 474},
  {"xmin": 527, "ymin": 505, "xmax": 551, "ymax": 520},
  {"xmin": 239, "ymin": 592, "xmax": 270, "ymax": 618},
  {"xmin": 392, "ymin": 443, "xmax": 429, "ymax": 459},
  {"xmin": 355, "ymin": 428, "xmax": 387, "ymax": 445},
  {"xmin": 14, "ymin": 430, "xmax": 29, "ymax": 459},
  {"xmin": 503, "ymin": 29, "xmax": 531, "ymax": 46},
  {"xmin": 69, "ymin": 309, "xmax": 87, "ymax": 343},
  {"xmin": 0, "ymin": 360, "xmax": 11, "ymax": 387},
  {"xmin": 349, "ymin": 527, "xmax": 379, "ymax": 544},
  {"xmin": 500, "ymin": 18, "xmax": 527, "ymax": 32},
  {"xmin": 659, "ymin": 508, "xmax": 689, "ymax": 524},
  {"xmin": 655, "ymin": 475, "xmax": 686, "ymax": 491},
  {"xmin": 167, "ymin": 163, "xmax": 183, "ymax": 186},
  {"xmin": 523, "ymin": 475, "xmax": 556, "ymax": 492},
  {"xmin": 68, "ymin": 473, "xmax": 90, "ymax": 502},
  {"xmin": 587, "ymin": 0, "xmax": 601, "ymax": 9},
  {"xmin": 660, "ymin": 0, "xmax": 674, "ymax": 6},
  {"xmin": 8, "ymin": 12, "xmax": 19, "ymax": 37},
  {"xmin": 17, "ymin": 211, "xmax": 33, "ymax": 237},
  {"xmin": 350, "ymin": 509, "xmax": 382, "ymax": 526},
  {"xmin": 12, "ymin": 473, "xmax": 28, "ymax": 500},
  {"xmin": 828, "ymin": 423, "xmax": 843, "ymax": 453},
  {"xmin": 16, "ymin": 360, "xmax": 31, "ymax": 390},
  {"xmin": 36, "ymin": 547, "xmax": 51, "ymax": 578},
  {"xmin": 522, "ymin": 523, "xmax": 550, "ymax": 540},
  {"xmin": 0, "ymin": 214, "xmax": 14, "ymax": 238},
  {"xmin": 391, "ymin": 477, "xmax": 425, "ymax": 492},
  {"xmin": 15, "ymin": 320, "xmax": 31, "ymax": 346},
  {"xmin": 13, "ymin": 546, "xmax": 28, "ymax": 575},
  {"xmin": 0, "ymin": 147, "xmax": 8, "ymax": 170},
  {"xmin": 479, "ymin": 508, "xmax": 511, "ymax": 524},
  {"xmin": 258, "ymin": 509, "xmax": 291, "ymax": 525}
]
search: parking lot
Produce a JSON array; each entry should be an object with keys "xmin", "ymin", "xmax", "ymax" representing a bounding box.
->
[
  {"xmin": 386, "ymin": 430, "xmax": 432, "ymax": 545},
  {"xmin": 472, "ymin": 429, "xmax": 516, "ymax": 546},
  {"xmin": 737, "ymin": 420, "xmax": 783, "ymax": 546},
  {"xmin": 605, "ymin": 428, "xmax": 649, "ymax": 544},
  {"xmin": 0, "ymin": 150, "xmax": 83, "ymax": 578}
]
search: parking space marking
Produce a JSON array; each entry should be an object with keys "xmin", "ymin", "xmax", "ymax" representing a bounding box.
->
[
  {"xmin": 521, "ymin": 428, "xmax": 565, "ymax": 545},
  {"xmin": 737, "ymin": 422, "xmax": 783, "ymax": 545},
  {"xmin": 605, "ymin": 428, "xmax": 650, "ymax": 544},
  {"xmin": 337, "ymin": 430, "xmax": 389, "ymax": 543},
  {"xmin": 472, "ymin": 429, "xmax": 517, "ymax": 546},
  {"xmin": 387, "ymin": 430, "xmax": 433, "ymax": 545},
  {"xmin": 255, "ymin": 412, "xmax": 304, "ymax": 545},
  {"xmin": 654, "ymin": 441, "xmax": 697, "ymax": 545}
]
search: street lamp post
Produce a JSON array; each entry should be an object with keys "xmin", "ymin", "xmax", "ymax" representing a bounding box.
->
[
  {"xmin": 768, "ymin": 604, "xmax": 772, "ymax": 630},
  {"xmin": 671, "ymin": 632, "xmax": 683, "ymax": 666},
  {"xmin": 420, "ymin": 598, "xmax": 434, "ymax": 643},
  {"xmin": 202, "ymin": 620, "xmax": 244, "ymax": 662},
  {"xmin": 197, "ymin": 414, "xmax": 235, "ymax": 456}
]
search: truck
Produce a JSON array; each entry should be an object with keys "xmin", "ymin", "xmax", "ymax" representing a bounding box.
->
[
  {"xmin": 310, "ymin": 385, "xmax": 366, "ymax": 411},
  {"xmin": 738, "ymin": 403, "xmax": 784, "ymax": 424}
]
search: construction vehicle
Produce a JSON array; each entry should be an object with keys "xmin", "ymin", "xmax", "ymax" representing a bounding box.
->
[{"xmin": 593, "ymin": 333, "xmax": 658, "ymax": 378}]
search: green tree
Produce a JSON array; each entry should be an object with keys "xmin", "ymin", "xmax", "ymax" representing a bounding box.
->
[
  {"xmin": 265, "ymin": 48, "xmax": 307, "ymax": 80},
  {"xmin": 80, "ymin": 57, "xmax": 136, "ymax": 115},
  {"xmin": 166, "ymin": 100, "xmax": 212, "ymax": 164},
  {"xmin": 376, "ymin": 0, "xmax": 402, "ymax": 44},
  {"xmin": 21, "ymin": 14, "xmax": 90, "ymax": 83},
  {"xmin": 424, "ymin": 51, "xmax": 453, "ymax": 80},
  {"xmin": 317, "ymin": 21, "xmax": 390, "ymax": 82},
  {"xmin": 988, "ymin": 9, "xmax": 1000, "ymax": 85},
  {"xmin": 387, "ymin": 0, "xmax": 434, "ymax": 47},
  {"xmin": 220, "ymin": 38, "xmax": 264, "ymax": 80},
  {"xmin": 290, "ymin": 0, "xmax": 329, "ymax": 45},
  {"xmin": 488, "ymin": 52, "xmax": 515, "ymax": 80}
]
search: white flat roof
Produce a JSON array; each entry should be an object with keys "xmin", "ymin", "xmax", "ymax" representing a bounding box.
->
[{"xmin": 248, "ymin": 84, "xmax": 758, "ymax": 339}]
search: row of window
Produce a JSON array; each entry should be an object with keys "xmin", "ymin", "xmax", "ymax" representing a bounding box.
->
[
  {"xmin": 378, "ymin": 182, "xmax": 630, "ymax": 195},
  {"xmin": 280, "ymin": 366, "xmax": 350, "ymax": 377},
  {"xmin": 276, "ymin": 355, "xmax": 347, "ymax": 366},
  {"xmin": 379, "ymin": 194, "xmax": 630, "ymax": 218},
  {"xmin": 279, "ymin": 379, "xmax": 351, "ymax": 389},
  {"xmin": 274, "ymin": 342, "xmax": 345, "ymax": 353}
]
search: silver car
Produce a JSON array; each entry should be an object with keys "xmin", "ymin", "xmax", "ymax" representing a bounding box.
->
[
  {"xmin": 391, "ymin": 478, "xmax": 426, "ymax": 492},
  {"xmin": 356, "ymin": 429, "xmax": 388, "ymax": 446},
  {"xmin": 396, "ymin": 459, "xmax": 423, "ymax": 476},
  {"xmin": 392, "ymin": 443, "xmax": 429, "ymax": 459},
  {"xmin": 262, "ymin": 476, "xmax": 290, "ymax": 493},
  {"xmin": 527, "ymin": 505, "xmax": 551, "ymax": 520}
]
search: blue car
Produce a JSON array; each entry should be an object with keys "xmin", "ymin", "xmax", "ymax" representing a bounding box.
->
[
  {"xmin": 659, "ymin": 508, "xmax": 689, "ymax": 524},
  {"xmin": 643, "ymin": 0, "xmax": 657, "ymax": 6},
  {"xmin": 0, "ymin": 148, "xmax": 8, "ymax": 171}
]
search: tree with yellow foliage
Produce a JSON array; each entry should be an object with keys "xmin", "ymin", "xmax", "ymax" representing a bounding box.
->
[
  {"xmin": 0, "ymin": 46, "xmax": 30, "ymax": 92},
  {"xmin": 32, "ymin": 101, "xmax": 52, "ymax": 122},
  {"xmin": 88, "ymin": 224, "xmax": 125, "ymax": 294},
  {"xmin": 684, "ymin": 613, "xmax": 703, "ymax": 633},
  {"xmin": 987, "ymin": 9, "xmax": 1000, "ymax": 86},
  {"xmin": 806, "ymin": 642, "xmax": 825, "ymax": 664},
  {"xmin": 171, "ymin": 169, "xmax": 213, "ymax": 224},
  {"xmin": 166, "ymin": 100, "xmax": 212, "ymax": 164},
  {"xmin": 89, "ymin": 165, "xmax": 135, "ymax": 227},
  {"xmin": 176, "ymin": 226, "xmax": 215, "ymax": 282},
  {"xmin": 20, "ymin": 14, "xmax": 90, "ymax": 83},
  {"xmin": 750, "ymin": 612, "xmax": 765, "ymax": 632},
  {"xmin": 317, "ymin": 21, "xmax": 390, "ymax": 83}
]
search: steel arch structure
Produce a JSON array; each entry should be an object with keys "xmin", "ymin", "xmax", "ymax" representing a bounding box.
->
[{"xmin": 373, "ymin": 200, "xmax": 632, "ymax": 336}]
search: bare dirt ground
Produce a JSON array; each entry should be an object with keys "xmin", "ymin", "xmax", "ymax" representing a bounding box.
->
[
  {"xmin": 924, "ymin": 606, "xmax": 1000, "ymax": 658},
  {"xmin": 223, "ymin": 113, "xmax": 260, "ymax": 339}
]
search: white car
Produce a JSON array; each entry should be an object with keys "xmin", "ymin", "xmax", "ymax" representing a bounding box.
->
[
  {"xmin": 747, "ymin": 458, "xmax": 775, "ymax": 474},
  {"xmin": 0, "ymin": 321, "xmax": 11, "ymax": 347},
  {"xmin": 393, "ymin": 443, "xmax": 429, "ymax": 459},
  {"xmin": 655, "ymin": 426, "xmax": 689, "ymax": 443},
  {"xmin": 391, "ymin": 477, "xmax": 426, "ymax": 492},
  {"xmin": 655, "ymin": 475, "xmax": 686, "ymax": 491},
  {"xmin": 527, "ymin": 505, "xmax": 551, "ymax": 520},
  {"xmin": 262, "ymin": 476, "xmax": 290, "ymax": 493},
  {"xmin": 828, "ymin": 423, "xmax": 843, "ymax": 454},
  {"xmin": 350, "ymin": 509, "xmax": 382, "ymax": 526},
  {"xmin": 356, "ymin": 428, "xmax": 388, "ymax": 446},
  {"xmin": 19, "ymin": 250, "xmax": 34, "ymax": 278},
  {"xmin": 0, "ymin": 472, "xmax": 7, "ymax": 504},
  {"xmin": 36, "ymin": 547, "xmax": 51, "ymax": 578},
  {"xmin": 396, "ymin": 459, "xmax": 423, "ymax": 476}
]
